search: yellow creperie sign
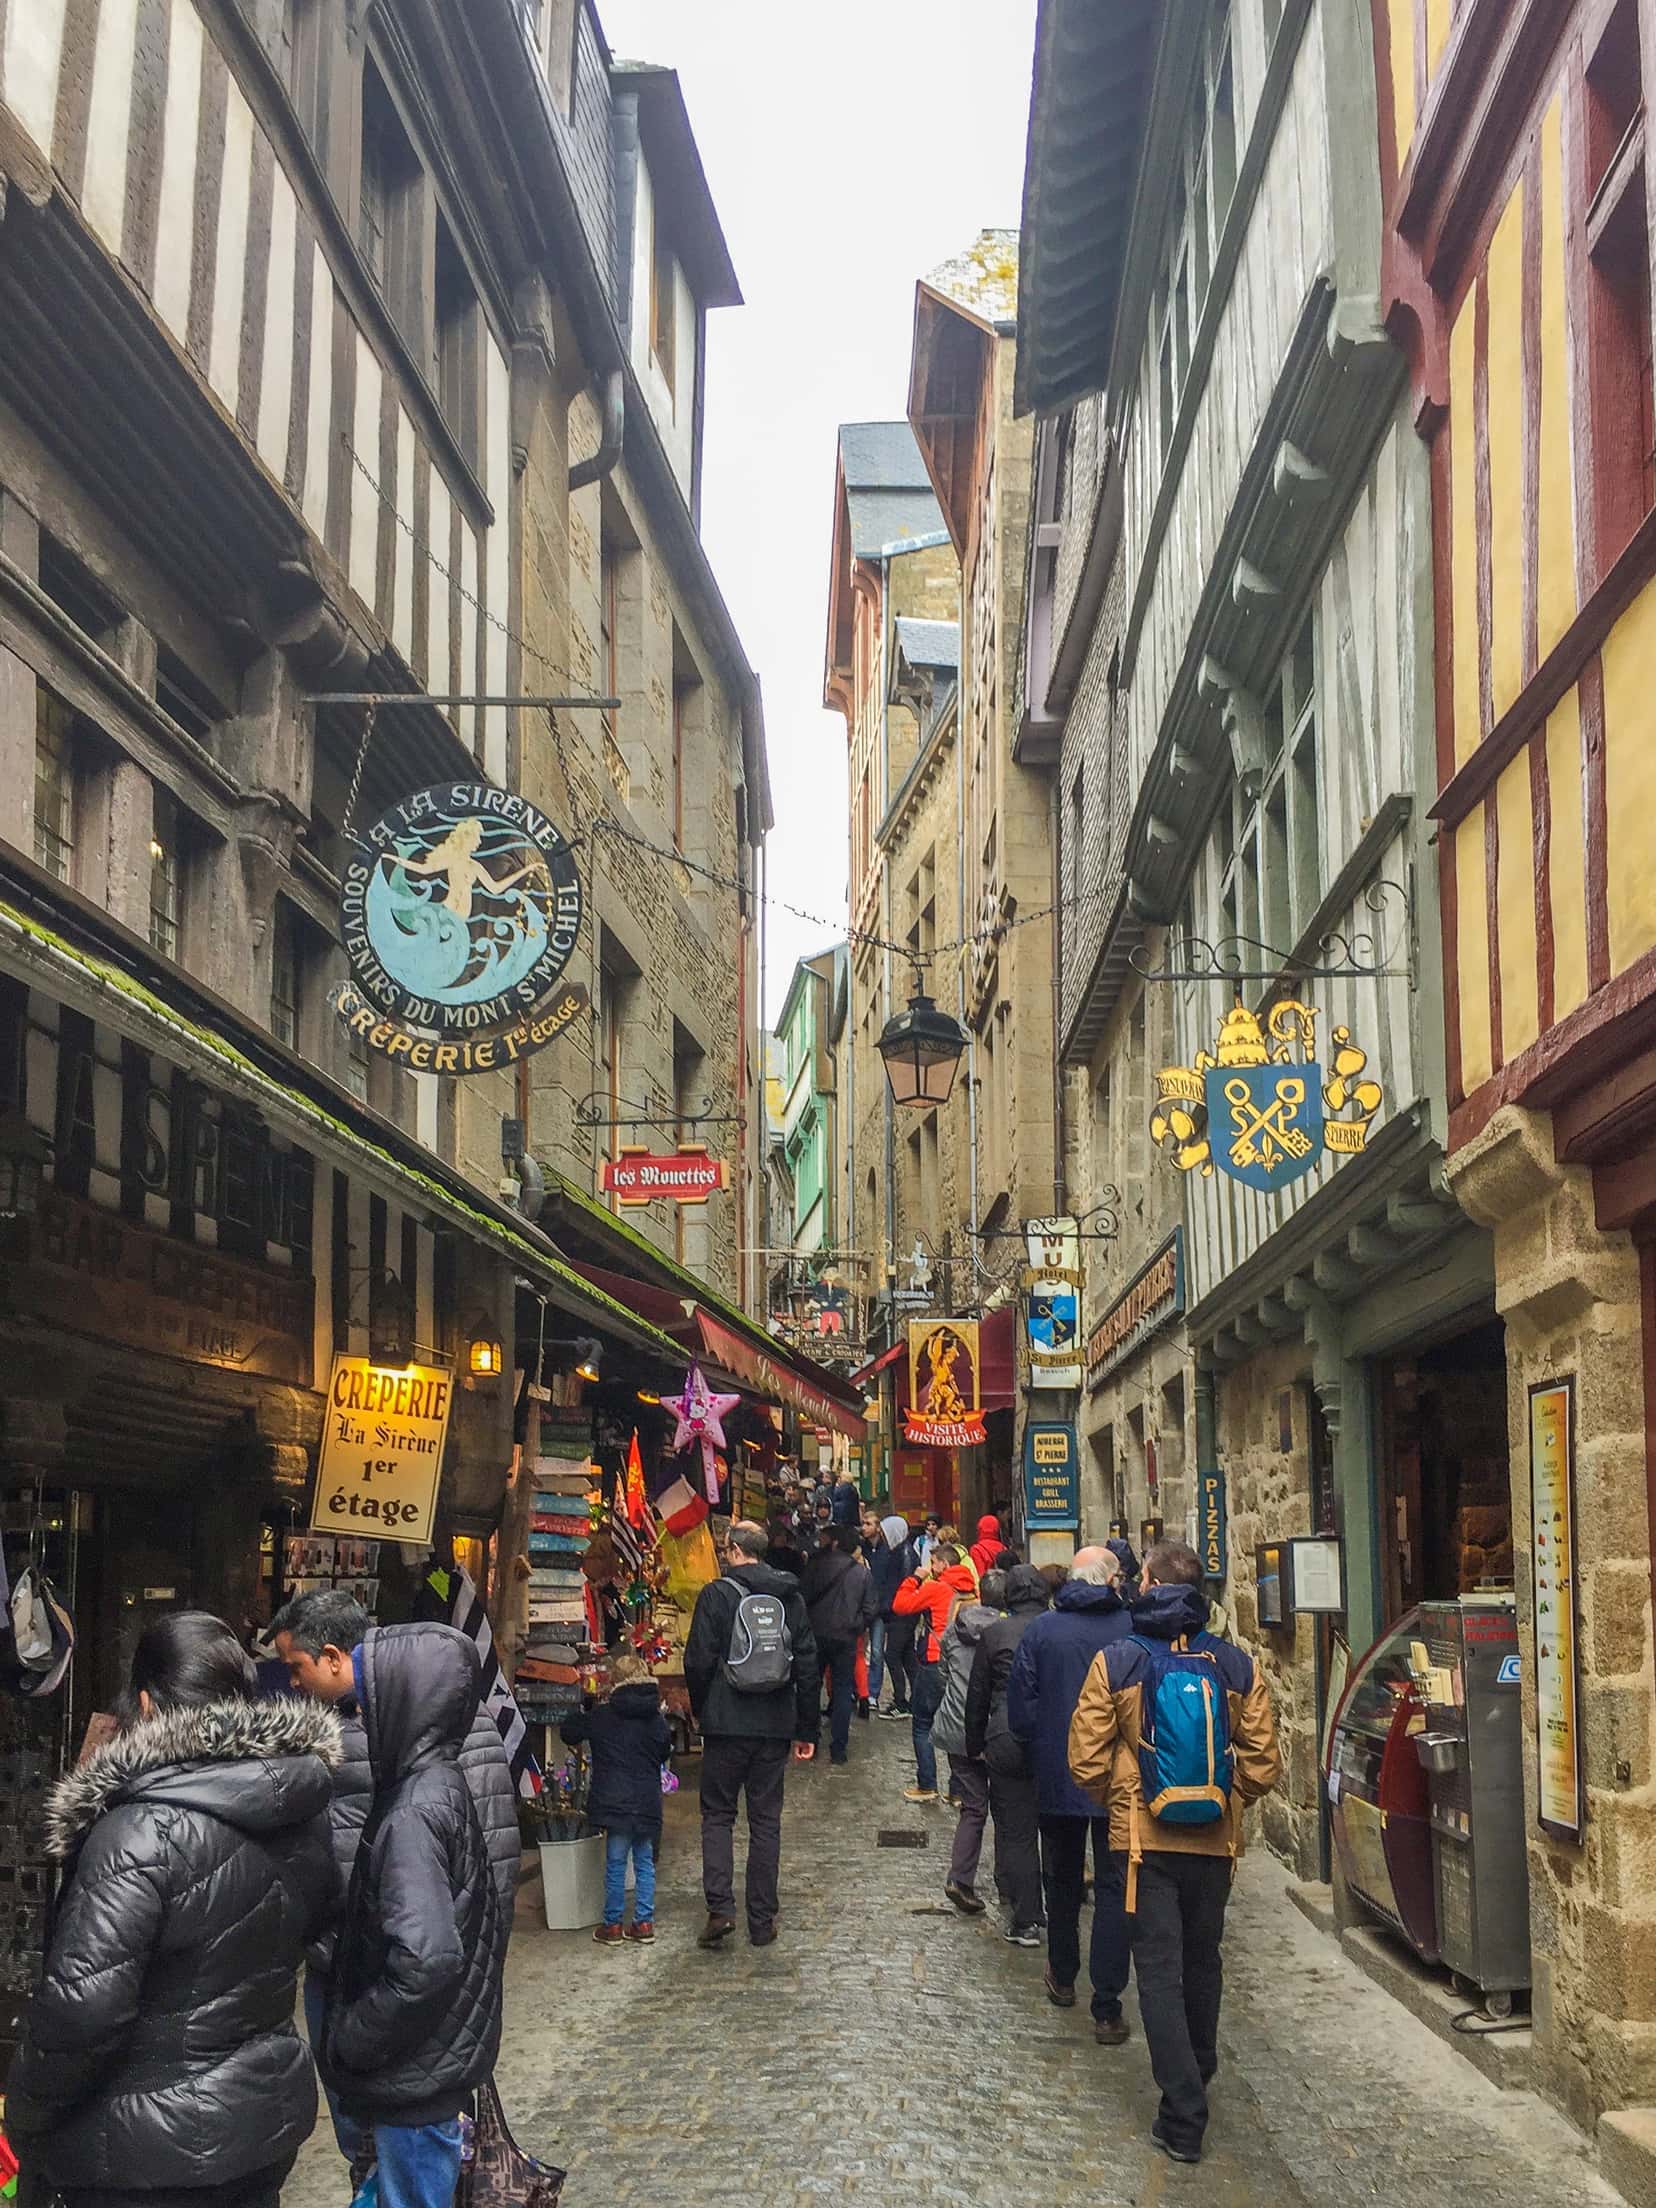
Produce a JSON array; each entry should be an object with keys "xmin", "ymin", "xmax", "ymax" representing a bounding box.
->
[{"xmin": 310, "ymin": 1355, "xmax": 455, "ymax": 1543}]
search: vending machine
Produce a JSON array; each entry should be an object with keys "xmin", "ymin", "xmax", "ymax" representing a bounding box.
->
[{"xmin": 1412, "ymin": 1597, "xmax": 1530, "ymax": 2008}]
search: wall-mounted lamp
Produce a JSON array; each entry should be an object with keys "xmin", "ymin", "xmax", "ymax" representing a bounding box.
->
[
  {"xmin": 467, "ymin": 1313, "xmax": 505, "ymax": 1379},
  {"xmin": 367, "ymin": 1269, "xmax": 415, "ymax": 1368},
  {"xmin": 637, "ymin": 1389, "xmax": 661, "ymax": 1406},
  {"xmin": 574, "ymin": 1336, "xmax": 602, "ymax": 1382}
]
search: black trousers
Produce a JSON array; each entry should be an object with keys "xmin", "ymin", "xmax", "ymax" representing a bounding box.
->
[
  {"xmin": 985, "ymin": 1735, "xmax": 1043, "ymax": 1930},
  {"xmin": 1130, "ymin": 1851, "xmax": 1233, "ymax": 2154},
  {"xmin": 62, "ymin": 2167, "xmax": 291, "ymax": 2208},
  {"xmin": 819, "ymin": 1637, "xmax": 856, "ymax": 1761},
  {"xmin": 883, "ymin": 1615, "xmax": 917, "ymax": 1709},
  {"xmin": 700, "ymin": 1733, "xmax": 790, "ymax": 1934},
  {"xmin": 1041, "ymin": 1815, "xmax": 1130, "ymax": 2020}
]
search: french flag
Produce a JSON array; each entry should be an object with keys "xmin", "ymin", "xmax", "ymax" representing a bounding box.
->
[{"xmin": 654, "ymin": 1469, "xmax": 709, "ymax": 1536}]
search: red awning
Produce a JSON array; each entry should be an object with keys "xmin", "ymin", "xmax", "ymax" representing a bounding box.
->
[
  {"xmin": 564, "ymin": 1260, "xmax": 869, "ymax": 1441},
  {"xmin": 848, "ymin": 1339, "xmax": 905, "ymax": 1388}
]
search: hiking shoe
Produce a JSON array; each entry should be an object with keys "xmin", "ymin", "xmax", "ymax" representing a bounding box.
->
[
  {"xmin": 592, "ymin": 1923, "xmax": 623, "ymax": 1945},
  {"xmin": 829, "ymin": 1753, "xmax": 848, "ymax": 1768},
  {"xmin": 624, "ymin": 1919, "xmax": 654, "ymax": 1943},
  {"xmin": 750, "ymin": 1920, "xmax": 779, "ymax": 1947},
  {"xmin": 1044, "ymin": 1966, "xmax": 1076, "ymax": 2007},
  {"xmin": 944, "ymin": 1880, "xmax": 986, "ymax": 1916},
  {"xmin": 1003, "ymin": 1921, "xmax": 1042, "ymax": 1948},
  {"xmin": 697, "ymin": 1915, "xmax": 737, "ymax": 1950},
  {"xmin": 1094, "ymin": 2013, "xmax": 1130, "ymax": 2046},
  {"xmin": 1151, "ymin": 2124, "xmax": 1200, "ymax": 2165},
  {"xmin": 878, "ymin": 1705, "xmax": 909, "ymax": 1721},
  {"xmin": 902, "ymin": 1785, "xmax": 938, "ymax": 1803}
]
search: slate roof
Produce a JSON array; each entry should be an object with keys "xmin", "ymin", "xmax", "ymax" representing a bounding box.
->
[
  {"xmin": 1016, "ymin": 0, "xmax": 1159, "ymax": 416},
  {"xmin": 838, "ymin": 423, "xmax": 948, "ymax": 558},
  {"xmin": 894, "ymin": 618, "xmax": 961, "ymax": 672},
  {"xmin": 920, "ymin": 228, "xmax": 1019, "ymax": 333}
]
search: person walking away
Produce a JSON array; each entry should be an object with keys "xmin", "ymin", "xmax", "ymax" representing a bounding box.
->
[
  {"xmin": 964, "ymin": 1564, "xmax": 1051, "ymax": 1946},
  {"xmin": 831, "ymin": 1470, "xmax": 862, "ymax": 1528},
  {"xmin": 684, "ymin": 1520, "xmax": 818, "ymax": 1947},
  {"xmin": 890, "ymin": 1542, "xmax": 978, "ymax": 1802},
  {"xmin": 1007, "ymin": 1547, "xmax": 1134, "ymax": 2040},
  {"xmin": 930, "ymin": 1590, "xmax": 1001, "ymax": 1914},
  {"xmin": 6, "ymin": 1614, "xmax": 337, "ymax": 2208},
  {"xmin": 802, "ymin": 1525, "xmax": 879, "ymax": 1766},
  {"xmin": 560, "ymin": 1652, "xmax": 671, "ymax": 1942},
  {"xmin": 969, "ymin": 1515, "xmax": 1004, "ymax": 1579},
  {"xmin": 1069, "ymin": 1541, "xmax": 1281, "ymax": 2166},
  {"xmin": 272, "ymin": 1590, "xmax": 517, "ymax": 2165},
  {"xmin": 320, "ymin": 1623, "xmax": 505, "ymax": 2208},
  {"xmin": 870, "ymin": 1513, "xmax": 917, "ymax": 1717}
]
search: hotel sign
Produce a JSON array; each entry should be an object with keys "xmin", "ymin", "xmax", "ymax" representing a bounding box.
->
[{"xmin": 1087, "ymin": 1231, "xmax": 1185, "ymax": 1383}]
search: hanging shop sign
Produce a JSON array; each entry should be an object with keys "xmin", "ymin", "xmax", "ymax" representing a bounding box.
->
[
  {"xmin": 1529, "ymin": 1377, "xmax": 1581, "ymax": 1842},
  {"xmin": 1086, "ymin": 1230, "xmax": 1185, "ymax": 1384},
  {"xmin": 1198, "ymin": 1464, "xmax": 1227, "ymax": 1580},
  {"xmin": 334, "ymin": 783, "xmax": 585, "ymax": 1072},
  {"xmin": 1021, "ymin": 1216, "xmax": 1083, "ymax": 1390},
  {"xmin": 601, "ymin": 1145, "xmax": 727, "ymax": 1204},
  {"xmin": 1150, "ymin": 1000, "xmax": 1383, "ymax": 1190},
  {"xmin": 1022, "ymin": 1422, "xmax": 1080, "ymax": 1529},
  {"xmin": 310, "ymin": 1353, "xmax": 455, "ymax": 1543},
  {"xmin": 905, "ymin": 1318, "xmax": 987, "ymax": 1447}
]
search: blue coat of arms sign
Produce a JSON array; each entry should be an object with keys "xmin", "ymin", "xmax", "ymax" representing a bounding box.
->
[
  {"xmin": 1151, "ymin": 999, "xmax": 1382, "ymax": 1189},
  {"xmin": 331, "ymin": 784, "xmax": 586, "ymax": 1076}
]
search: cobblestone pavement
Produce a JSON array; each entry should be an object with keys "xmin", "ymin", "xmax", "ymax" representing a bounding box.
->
[{"xmin": 289, "ymin": 1717, "xmax": 1620, "ymax": 2208}]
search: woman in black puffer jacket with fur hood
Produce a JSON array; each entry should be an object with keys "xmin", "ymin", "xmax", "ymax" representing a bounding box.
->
[{"xmin": 6, "ymin": 1611, "xmax": 339, "ymax": 2208}]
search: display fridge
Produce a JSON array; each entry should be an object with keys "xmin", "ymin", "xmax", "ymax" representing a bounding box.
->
[{"xmin": 1327, "ymin": 1607, "xmax": 1438, "ymax": 1960}]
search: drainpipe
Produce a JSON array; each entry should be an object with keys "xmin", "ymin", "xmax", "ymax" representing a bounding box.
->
[{"xmin": 570, "ymin": 370, "xmax": 624, "ymax": 492}]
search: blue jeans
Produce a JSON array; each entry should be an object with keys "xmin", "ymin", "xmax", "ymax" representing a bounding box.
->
[
  {"xmin": 605, "ymin": 1824, "xmax": 656, "ymax": 1924},
  {"xmin": 303, "ymin": 1967, "xmax": 364, "ymax": 2164},
  {"xmin": 374, "ymin": 2120, "xmax": 464, "ymax": 2208},
  {"xmin": 867, "ymin": 1616, "xmax": 888, "ymax": 1701},
  {"xmin": 911, "ymin": 1661, "xmax": 944, "ymax": 1792}
]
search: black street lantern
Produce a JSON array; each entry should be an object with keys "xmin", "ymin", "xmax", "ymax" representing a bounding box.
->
[
  {"xmin": 0, "ymin": 1111, "xmax": 51, "ymax": 1221},
  {"xmin": 877, "ymin": 986, "xmax": 968, "ymax": 1109}
]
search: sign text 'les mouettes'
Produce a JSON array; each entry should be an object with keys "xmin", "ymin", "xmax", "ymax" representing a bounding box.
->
[
  {"xmin": 335, "ymin": 783, "xmax": 585, "ymax": 1073},
  {"xmin": 1150, "ymin": 1000, "xmax": 1383, "ymax": 1190},
  {"xmin": 601, "ymin": 1146, "xmax": 728, "ymax": 1204},
  {"xmin": 310, "ymin": 1355, "xmax": 454, "ymax": 1545}
]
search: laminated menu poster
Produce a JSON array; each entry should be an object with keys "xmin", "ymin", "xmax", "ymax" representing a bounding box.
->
[{"xmin": 1529, "ymin": 1378, "xmax": 1581, "ymax": 1841}]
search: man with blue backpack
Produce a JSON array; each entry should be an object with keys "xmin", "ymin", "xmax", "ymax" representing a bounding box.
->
[{"xmin": 1068, "ymin": 1540, "xmax": 1280, "ymax": 2167}]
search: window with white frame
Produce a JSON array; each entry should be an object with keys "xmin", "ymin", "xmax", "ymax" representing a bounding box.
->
[
  {"xmin": 1152, "ymin": 5, "xmax": 1238, "ymax": 464},
  {"xmin": 34, "ymin": 692, "xmax": 77, "ymax": 883},
  {"xmin": 1213, "ymin": 610, "xmax": 1319, "ymax": 956}
]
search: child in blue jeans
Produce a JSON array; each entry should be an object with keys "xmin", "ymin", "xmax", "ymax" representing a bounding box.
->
[{"xmin": 560, "ymin": 1653, "xmax": 671, "ymax": 1943}]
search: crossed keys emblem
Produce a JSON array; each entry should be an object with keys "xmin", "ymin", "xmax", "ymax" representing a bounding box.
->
[{"xmin": 1223, "ymin": 1074, "xmax": 1314, "ymax": 1173}]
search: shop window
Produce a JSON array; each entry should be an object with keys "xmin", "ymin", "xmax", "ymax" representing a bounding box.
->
[
  {"xmin": 148, "ymin": 785, "xmax": 182, "ymax": 961},
  {"xmin": 1584, "ymin": 0, "xmax": 1654, "ymax": 575},
  {"xmin": 33, "ymin": 691, "xmax": 77, "ymax": 883},
  {"xmin": 435, "ymin": 213, "xmax": 482, "ymax": 468}
]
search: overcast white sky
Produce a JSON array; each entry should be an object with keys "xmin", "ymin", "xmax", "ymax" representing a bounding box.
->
[{"xmin": 597, "ymin": 0, "xmax": 1040, "ymax": 1022}]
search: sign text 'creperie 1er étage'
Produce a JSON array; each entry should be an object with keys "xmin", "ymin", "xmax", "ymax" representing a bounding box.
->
[{"xmin": 309, "ymin": 1355, "xmax": 455, "ymax": 1545}]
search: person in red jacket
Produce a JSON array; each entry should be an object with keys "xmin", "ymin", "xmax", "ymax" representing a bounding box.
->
[
  {"xmin": 969, "ymin": 1514, "xmax": 1005, "ymax": 1579},
  {"xmin": 891, "ymin": 1544, "xmax": 978, "ymax": 1802}
]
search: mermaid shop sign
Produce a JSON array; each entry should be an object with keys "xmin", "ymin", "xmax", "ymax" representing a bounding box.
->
[{"xmin": 329, "ymin": 784, "xmax": 587, "ymax": 1074}]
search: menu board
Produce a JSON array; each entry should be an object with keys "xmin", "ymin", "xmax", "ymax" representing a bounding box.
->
[{"xmin": 1529, "ymin": 1378, "xmax": 1580, "ymax": 1841}]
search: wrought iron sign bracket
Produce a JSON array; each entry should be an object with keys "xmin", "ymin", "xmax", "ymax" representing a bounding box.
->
[
  {"xmin": 574, "ymin": 1090, "xmax": 745, "ymax": 1137},
  {"xmin": 1130, "ymin": 877, "xmax": 1415, "ymax": 990}
]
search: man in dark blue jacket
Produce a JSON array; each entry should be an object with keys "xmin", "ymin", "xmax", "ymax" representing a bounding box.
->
[{"xmin": 1007, "ymin": 1546, "xmax": 1134, "ymax": 2039}]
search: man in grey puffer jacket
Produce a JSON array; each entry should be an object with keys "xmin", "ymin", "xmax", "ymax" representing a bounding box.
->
[
  {"xmin": 932, "ymin": 1596, "xmax": 1000, "ymax": 1915},
  {"xmin": 273, "ymin": 1589, "xmax": 518, "ymax": 2157}
]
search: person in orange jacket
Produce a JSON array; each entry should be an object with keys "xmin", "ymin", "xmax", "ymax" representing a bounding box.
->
[
  {"xmin": 968, "ymin": 1514, "xmax": 1004, "ymax": 1579},
  {"xmin": 890, "ymin": 1544, "xmax": 978, "ymax": 1802}
]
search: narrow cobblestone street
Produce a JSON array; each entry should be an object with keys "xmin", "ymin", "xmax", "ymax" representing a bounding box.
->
[{"xmin": 289, "ymin": 1722, "xmax": 1620, "ymax": 2208}]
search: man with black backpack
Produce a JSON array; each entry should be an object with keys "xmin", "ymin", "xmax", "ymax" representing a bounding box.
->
[
  {"xmin": 1068, "ymin": 1541, "xmax": 1281, "ymax": 2168},
  {"xmin": 684, "ymin": 1519, "xmax": 819, "ymax": 1950}
]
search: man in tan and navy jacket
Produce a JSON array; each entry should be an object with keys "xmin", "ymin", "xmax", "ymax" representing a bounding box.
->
[{"xmin": 1069, "ymin": 1540, "xmax": 1281, "ymax": 2167}]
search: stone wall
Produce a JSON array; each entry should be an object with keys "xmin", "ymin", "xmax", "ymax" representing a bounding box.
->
[
  {"xmin": 1219, "ymin": 1337, "xmax": 1323, "ymax": 1880},
  {"xmin": 1449, "ymin": 1104, "xmax": 1656, "ymax": 2130}
]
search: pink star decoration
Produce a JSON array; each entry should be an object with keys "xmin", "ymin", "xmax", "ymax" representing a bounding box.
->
[{"xmin": 672, "ymin": 1361, "xmax": 741, "ymax": 1503}]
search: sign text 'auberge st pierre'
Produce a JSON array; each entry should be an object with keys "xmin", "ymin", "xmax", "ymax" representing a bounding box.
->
[
  {"xmin": 310, "ymin": 1354, "xmax": 455, "ymax": 1545},
  {"xmin": 330, "ymin": 783, "xmax": 586, "ymax": 1074}
]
